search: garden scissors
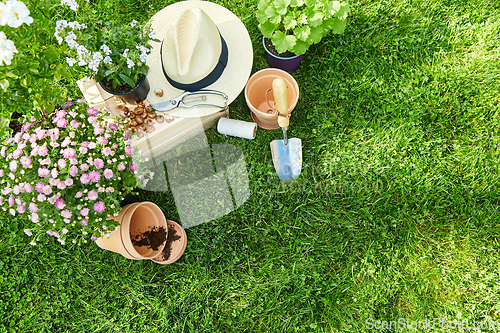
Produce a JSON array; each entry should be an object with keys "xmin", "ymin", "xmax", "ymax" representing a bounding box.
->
[{"xmin": 150, "ymin": 90, "xmax": 228, "ymax": 112}]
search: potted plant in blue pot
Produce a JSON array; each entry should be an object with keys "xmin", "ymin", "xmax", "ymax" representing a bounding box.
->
[{"xmin": 256, "ymin": 0, "xmax": 350, "ymax": 73}]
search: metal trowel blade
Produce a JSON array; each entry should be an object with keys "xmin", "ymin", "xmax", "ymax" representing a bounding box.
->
[{"xmin": 270, "ymin": 137, "xmax": 302, "ymax": 181}]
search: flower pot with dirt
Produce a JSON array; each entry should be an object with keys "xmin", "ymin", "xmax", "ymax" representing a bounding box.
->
[
  {"xmin": 245, "ymin": 68, "xmax": 299, "ymax": 129},
  {"xmin": 99, "ymin": 75, "xmax": 150, "ymax": 105},
  {"xmin": 263, "ymin": 36, "xmax": 303, "ymax": 74},
  {"xmin": 151, "ymin": 220, "xmax": 187, "ymax": 265},
  {"xmin": 96, "ymin": 202, "xmax": 168, "ymax": 260}
]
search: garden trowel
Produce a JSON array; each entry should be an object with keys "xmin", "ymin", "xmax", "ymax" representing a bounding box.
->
[{"xmin": 269, "ymin": 78, "xmax": 302, "ymax": 181}]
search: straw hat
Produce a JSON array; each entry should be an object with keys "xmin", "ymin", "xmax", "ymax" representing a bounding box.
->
[{"xmin": 147, "ymin": 1, "xmax": 253, "ymax": 117}]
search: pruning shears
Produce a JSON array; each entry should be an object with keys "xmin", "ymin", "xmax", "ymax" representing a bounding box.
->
[{"xmin": 150, "ymin": 90, "xmax": 228, "ymax": 112}]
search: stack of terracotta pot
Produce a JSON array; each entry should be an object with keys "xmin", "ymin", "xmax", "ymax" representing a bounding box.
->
[{"xmin": 96, "ymin": 202, "xmax": 187, "ymax": 265}]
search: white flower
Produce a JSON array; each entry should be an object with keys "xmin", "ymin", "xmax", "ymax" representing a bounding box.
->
[
  {"xmin": 66, "ymin": 57, "xmax": 77, "ymax": 66},
  {"xmin": 100, "ymin": 44, "xmax": 111, "ymax": 55},
  {"xmin": 126, "ymin": 58, "xmax": 134, "ymax": 68},
  {"xmin": 61, "ymin": 0, "xmax": 78, "ymax": 12},
  {"xmin": 29, "ymin": 241, "xmax": 36, "ymax": 246},
  {"xmin": 4, "ymin": 0, "xmax": 34, "ymax": 28},
  {"xmin": 148, "ymin": 31, "xmax": 156, "ymax": 39},
  {"xmin": 0, "ymin": 31, "xmax": 18, "ymax": 66},
  {"xmin": 130, "ymin": 19, "xmax": 138, "ymax": 27},
  {"xmin": 103, "ymin": 56, "xmax": 112, "ymax": 65},
  {"xmin": 122, "ymin": 48, "xmax": 129, "ymax": 57}
]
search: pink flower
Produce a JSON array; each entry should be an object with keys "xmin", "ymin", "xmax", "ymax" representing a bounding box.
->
[
  {"xmin": 108, "ymin": 123, "xmax": 118, "ymax": 131},
  {"xmin": 89, "ymin": 171, "xmax": 101, "ymax": 182},
  {"xmin": 38, "ymin": 167, "xmax": 50, "ymax": 177},
  {"xmin": 70, "ymin": 158, "xmax": 78, "ymax": 165},
  {"xmin": 37, "ymin": 194, "xmax": 46, "ymax": 202},
  {"xmin": 80, "ymin": 208, "xmax": 89, "ymax": 216},
  {"xmin": 51, "ymin": 168, "xmax": 59, "ymax": 178},
  {"xmin": 94, "ymin": 158, "xmax": 104, "ymax": 169},
  {"xmin": 79, "ymin": 146, "xmax": 88, "ymax": 154},
  {"xmin": 17, "ymin": 204, "xmax": 25, "ymax": 214},
  {"xmin": 76, "ymin": 191, "xmax": 83, "ymax": 198},
  {"xmin": 70, "ymin": 120, "xmax": 80, "ymax": 128},
  {"xmin": 62, "ymin": 101, "xmax": 72, "ymax": 109},
  {"xmin": 70, "ymin": 166, "xmax": 78, "ymax": 177},
  {"xmin": 94, "ymin": 201, "xmax": 105, "ymax": 213},
  {"xmin": 88, "ymin": 142, "xmax": 96, "ymax": 149},
  {"xmin": 102, "ymin": 147, "xmax": 112, "ymax": 156},
  {"xmin": 61, "ymin": 138, "xmax": 71, "ymax": 147},
  {"xmin": 88, "ymin": 190, "xmax": 98, "ymax": 200},
  {"xmin": 37, "ymin": 145, "xmax": 48, "ymax": 156},
  {"xmin": 40, "ymin": 158, "xmax": 51, "ymax": 165},
  {"xmin": 24, "ymin": 229, "xmax": 32, "ymax": 236},
  {"xmin": 103, "ymin": 169, "xmax": 113, "ymax": 179},
  {"xmin": 20, "ymin": 156, "xmax": 31, "ymax": 167},
  {"xmin": 24, "ymin": 183, "xmax": 33, "ymax": 193},
  {"xmin": 63, "ymin": 148, "xmax": 76, "ymax": 159},
  {"xmin": 80, "ymin": 174, "xmax": 90, "ymax": 184},
  {"xmin": 29, "ymin": 203, "xmax": 38, "ymax": 212},
  {"xmin": 125, "ymin": 146, "xmax": 134, "ymax": 155},
  {"xmin": 0, "ymin": 170, "xmax": 3, "ymax": 177},
  {"xmin": 0, "ymin": 146, "xmax": 6, "ymax": 157},
  {"xmin": 98, "ymin": 187, "xmax": 105, "ymax": 193},
  {"xmin": 65, "ymin": 178, "xmax": 74, "ymax": 186},
  {"xmin": 35, "ymin": 183, "xmax": 45, "ymax": 193},
  {"xmin": 123, "ymin": 130, "xmax": 131, "ymax": 140},
  {"xmin": 42, "ymin": 185, "xmax": 52, "ymax": 195},
  {"xmin": 9, "ymin": 160, "xmax": 17, "ymax": 172},
  {"xmin": 56, "ymin": 118, "xmax": 68, "ymax": 128},
  {"xmin": 80, "ymin": 219, "xmax": 88, "ymax": 226},
  {"xmin": 61, "ymin": 210, "xmax": 72, "ymax": 219},
  {"xmin": 88, "ymin": 116, "xmax": 97, "ymax": 124},
  {"xmin": 31, "ymin": 213, "xmax": 39, "ymax": 223},
  {"xmin": 87, "ymin": 107, "xmax": 99, "ymax": 116},
  {"xmin": 13, "ymin": 149, "xmax": 22, "ymax": 159},
  {"xmin": 91, "ymin": 236, "xmax": 97, "ymax": 241},
  {"xmin": 117, "ymin": 163, "xmax": 125, "ymax": 171},
  {"xmin": 94, "ymin": 127, "xmax": 104, "ymax": 135},
  {"xmin": 129, "ymin": 163, "xmax": 138, "ymax": 173},
  {"xmin": 36, "ymin": 130, "xmax": 46, "ymax": 140},
  {"xmin": 55, "ymin": 199, "xmax": 66, "ymax": 210},
  {"xmin": 107, "ymin": 187, "xmax": 114, "ymax": 193},
  {"xmin": 13, "ymin": 186, "xmax": 20, "ymax": 195},
  {"xmin": 81, "ymin": 141, "xmax": 89, "ymax": 148},
  {"xmin": 80, "ymin": 164, "xmax": 89, "ymax": 171},
  {"xmin": 8, "ymin": 195, "xmax": 15, "ymax": 206},
  {"xmin": 97, "ymin": 137, "xmax": 108, "ymax": 145},
  {"xmin": 57, "ymin": 182, "xmax": 66, "ymax": 190},
  {"xmin": 56, "ymin": 110, "xmax": 67, "ymax": 118}
]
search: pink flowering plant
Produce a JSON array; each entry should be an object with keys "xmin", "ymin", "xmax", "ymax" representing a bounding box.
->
[
  {"xmin": 54, "ymin": 3, "xmax": 159, "ymax": 91},
  {"xmin": 0, "ymin": 100, "xmax": 154, "ymax": 246}
]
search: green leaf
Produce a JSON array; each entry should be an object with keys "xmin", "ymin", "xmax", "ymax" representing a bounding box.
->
[
  {"xmin": 290, "ymin": 0, "xmax": 305, "ymax": 6},
  {"xmin": 256, "ymin": 11, "xmax": 269, "ymax": 24},
  {"xmin": 283, "ymin": 16, "xmax": 297, "ymax": 30},
  {"xmin": 327, "ymin": 1, "xmax": 341, "ymax": 16},
  {"xmin": 0, "ymin": 79, "xmax": 9, "ymax": 91},
  {"xmin": 273, "ymin": 0, "xmax": 291, "ymax": 15},
  {"xmin": 337, "ymin": 2, "xmax": 350, "ymax": 20},
  {"xmin": 298, "ymin": 13, "xmax": 308, "ymax": 25},
  {"xmin": 292, "ymin": 40, "xmax": 310, "ymax": 55},
  {"xmin": 119, "ymin": 73, "xmax": 136, "ymax": 87},
  {"xmin": 310, "ymin": 26, "xmax": 324, "ymax": 43},
  {"xmin": 258, "ymin": 0, "xmax": 271, "ymax": 11},
  {"xmin": 259, "ymin": 22, "xmax": 279, "ymax": 38},
  {"xmin": 309, "ymin": 12, "xmax": 324, "ymax": 27},
  {"xmin": 265, "ymin": 6, "xmax": 278, "ymax": 19},
  {"xmin": 328, "ymin": 17, "xmax": 347, "ymax": 34},
  {"xmin": 294, "ymin": 25, "xmax": 311, "ymax": 41},
  {"xmin": 271, "ymin": 31, "xmax": 296, "ymax": 53}
]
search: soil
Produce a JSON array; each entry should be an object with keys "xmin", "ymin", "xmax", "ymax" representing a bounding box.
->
[
  {"xmin": 131, "ymin": 226, "xmax": 167, "ymax": 251},
  {"xmin": 160, "ymin": 224, "xmax": 181, "ymax": 260},
  {"xmin": 264, "ymin": 37, "xmax": 296, "ymax": 58},
  {"xmin": 101, "ymin": 75, "xmax": 144, "ymax": 94}
]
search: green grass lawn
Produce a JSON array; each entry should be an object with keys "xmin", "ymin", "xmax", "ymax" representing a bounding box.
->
[{"xmin": 2, "ymin": 0, "xmax": 500, "ymax": 331}]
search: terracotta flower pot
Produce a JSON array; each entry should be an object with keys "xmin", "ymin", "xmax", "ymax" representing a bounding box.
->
[
  {"xmin": 244, "ymin": 68, "xmax": 299, "ymax": 129},
  {"xmin": 151, "ymin": 220, "xmax": 187, "ymax": 265},
  {"xmin": 96, "ymin": 202, "xmax": 168, "ymax": 260}
]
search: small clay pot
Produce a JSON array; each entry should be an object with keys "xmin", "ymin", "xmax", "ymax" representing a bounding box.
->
[{"xmin": 151, "ymin": 220, "xmax": 187, "ymax": 265}]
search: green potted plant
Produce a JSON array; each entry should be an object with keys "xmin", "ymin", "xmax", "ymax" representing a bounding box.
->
[
  {"xmin": 55, "ymin": 7, "xmax": 159, "ymax": 104},
  {"xmin": 0, "ymin": 100, "xmax": 155, "ymax": 246},
  {"xmin": 0, "ymin": 0, "xmax": 74, "ymax": 138},
  {"xmin": 256, "ymin": 0, "xmax": 350, "ymax": 73}
]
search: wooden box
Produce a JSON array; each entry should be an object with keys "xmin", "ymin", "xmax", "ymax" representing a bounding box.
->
[{"xmin": 76, "ymin": 78, "xmax": 228, "ymax": 159}]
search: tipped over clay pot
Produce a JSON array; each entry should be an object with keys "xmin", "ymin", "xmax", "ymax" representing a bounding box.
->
[{"xmin": 151, "ymin": 220, "xmax": 187, "ymax": 265}]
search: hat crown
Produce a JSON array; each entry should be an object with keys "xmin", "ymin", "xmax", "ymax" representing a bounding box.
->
[{"xmin": 162, "ymin": 8, "xmax": 222, "ymax": 85}]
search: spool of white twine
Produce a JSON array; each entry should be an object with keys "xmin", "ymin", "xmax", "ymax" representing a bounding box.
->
[{"xmin": 217, "ymin": 118, "xmax": 257, "ymax": 140}]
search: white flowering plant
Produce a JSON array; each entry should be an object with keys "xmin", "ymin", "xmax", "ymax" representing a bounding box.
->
[
  {"xmin": 55, "ymin": 9, "xmax": 159, "ymax": 92},
  {"xmin": 0, "ymin": 100, "xmax": 154, "ymax": 246},
  {"xmin": 0, "ymin": 0, "xmax": 74, "ymax": 138}
]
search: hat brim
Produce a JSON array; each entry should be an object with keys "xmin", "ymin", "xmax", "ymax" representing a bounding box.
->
[{"xmin": 147, "ymin": 1, "xmax": 253, "ymax": 117}]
